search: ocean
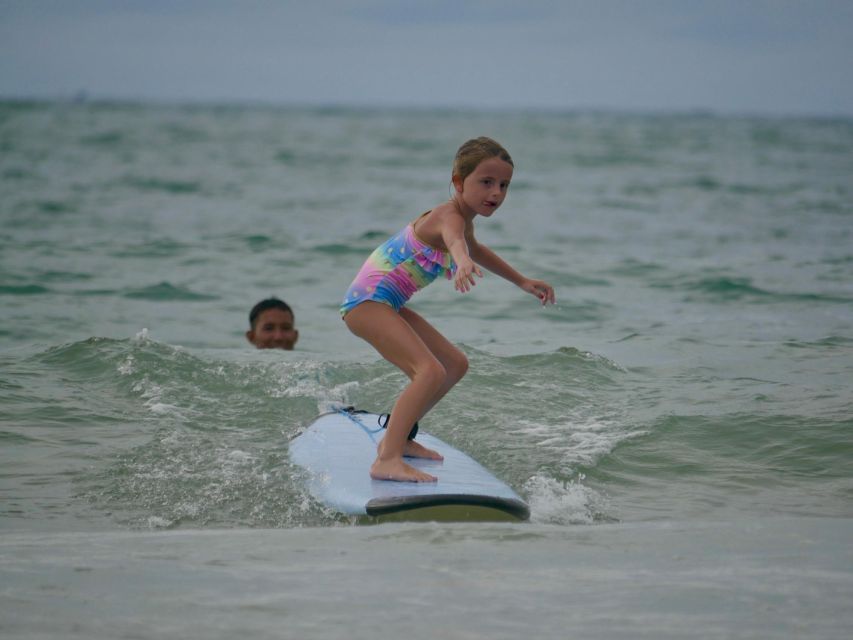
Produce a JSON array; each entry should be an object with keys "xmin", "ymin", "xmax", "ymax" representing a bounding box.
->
[{"xmin": 1, "ymin": 100, "xmax": 852, "ymax": 638}]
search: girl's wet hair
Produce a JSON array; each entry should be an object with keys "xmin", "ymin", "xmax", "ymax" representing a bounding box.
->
[{"xmin": 452, "ymin": 137, "xmax": 513, "ymax": 183}]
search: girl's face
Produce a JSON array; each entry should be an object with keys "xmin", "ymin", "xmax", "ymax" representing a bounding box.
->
[{"xmin": 455, "ymin": 156, "xmax": 513, "ymax": 217}]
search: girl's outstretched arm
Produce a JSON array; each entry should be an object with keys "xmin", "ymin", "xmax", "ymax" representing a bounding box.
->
[
  {"xmin": 470, "ymin": 240, "xmax": 556, "ymax": 305},
  {"xmin": 441, "ymin": 212, "xmax": 484, "ymax": 294}
]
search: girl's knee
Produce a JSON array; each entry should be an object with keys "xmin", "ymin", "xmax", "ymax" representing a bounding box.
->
[
  {"xmin": 448, "ymin": 349, "xmax": 468, "ymax": 382},
  {"xmin": 420, "ymin": 358, "xmax": 447, "ymax": 390}
]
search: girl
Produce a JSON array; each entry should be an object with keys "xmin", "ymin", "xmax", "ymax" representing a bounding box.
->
[{"xmin": 341, "ymin": 137, "xmax": 555, "ymax": 482}]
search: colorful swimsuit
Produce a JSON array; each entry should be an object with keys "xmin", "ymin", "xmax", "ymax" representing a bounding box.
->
[{"xmin": 340, "ymin": 215, "xmax": 456, "ymax": 317}]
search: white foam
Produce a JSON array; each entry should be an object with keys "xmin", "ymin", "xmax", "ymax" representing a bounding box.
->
[
  {"xmin": 268, "ymin": 360, "xmax": 333, "ymax": 398},
  {"xmin": 509, "ymin": 417, "xmax": 635, "ymax": 469},
  {"xmin": 147, "ymin": 402, "xmax": 180, "ymax": 415},
  {"xmin": 525, "ymin": 474, "xmax": 606, "ymax": 525},
  {"xmin": 225, "ymin": 449, "xmax": 254, "ymax": 463},
  {"xmin": 146, "ymin": 515, "xmax": 173, "ymax": 529},
  {"xmin": 117, "ymin": 354, "xmax": 135, "ymax": 375}
]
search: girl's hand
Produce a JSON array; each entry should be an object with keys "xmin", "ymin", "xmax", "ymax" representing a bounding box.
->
[
  {"xmin": 454, "ymin": 258, "xmax": 483, "ymax": 293},
  {"xmin": 521, "ymin": 278, "xmax": 556, "ymax": 305}
]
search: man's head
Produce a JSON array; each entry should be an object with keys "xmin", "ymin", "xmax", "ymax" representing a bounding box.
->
[{"xmin": 246, "ymin": 298, "xmax": 299, "ymax": 350}]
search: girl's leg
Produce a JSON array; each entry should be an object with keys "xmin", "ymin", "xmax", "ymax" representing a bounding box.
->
[
  {"xmin": 344, "ymin": 302, "xmax": 446, "ymax": 482},
  {"xmin": 399, "ymin": 307, "xmax": 468, "ymax": 420}
]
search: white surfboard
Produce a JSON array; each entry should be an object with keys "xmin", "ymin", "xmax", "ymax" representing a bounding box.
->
[{"xmin": 289, "ymin": 408, "xmax": 530, "ymax": 522}]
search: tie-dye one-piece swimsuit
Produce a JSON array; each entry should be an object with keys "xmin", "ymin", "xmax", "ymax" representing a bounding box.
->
[{"xmin": 340, "ymin": 213, "xmax": 456, "ymax": 317}]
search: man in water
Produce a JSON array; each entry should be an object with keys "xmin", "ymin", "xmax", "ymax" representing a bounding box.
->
[{"xmin": 246, "ymin": 298, "xmax": 299, "ymax": 350}]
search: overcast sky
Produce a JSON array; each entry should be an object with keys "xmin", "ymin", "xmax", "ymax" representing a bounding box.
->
[{"xmin": 2, "ymin": 0, "xmax": 852, "ymax": 116}]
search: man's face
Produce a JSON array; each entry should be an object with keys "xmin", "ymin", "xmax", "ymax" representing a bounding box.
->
[{"xmin": 247, "ymin": 309, "xmax": 298, "ymax": 350}]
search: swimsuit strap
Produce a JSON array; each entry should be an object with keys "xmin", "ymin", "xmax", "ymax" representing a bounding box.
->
[
  {"xmin": 410, "ymin": 210, "xmax": 430, "ymax": 237},
  {"xmin": 410, "ymin": 210, "xmax": 446, "ymax": 253}
]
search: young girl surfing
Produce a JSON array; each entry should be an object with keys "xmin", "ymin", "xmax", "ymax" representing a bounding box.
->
[{"xmin": 341, "ymin": 137, "xmax": 556, "ymax": 482}]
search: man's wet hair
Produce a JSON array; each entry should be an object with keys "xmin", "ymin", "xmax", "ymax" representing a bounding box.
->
[{"xmin": 249, "ymin": 298, "xmax": 294, "ymax": 329}]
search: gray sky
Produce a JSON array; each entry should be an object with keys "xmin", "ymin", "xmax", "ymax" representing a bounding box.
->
[{"xmin": 2, "ymin": 0, "xmax": 852, "ymax": 116}]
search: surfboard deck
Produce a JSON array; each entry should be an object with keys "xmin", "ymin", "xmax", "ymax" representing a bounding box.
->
[{"xmin": 289, "ymin": 408, "xmax": 530, "ymax": 522}]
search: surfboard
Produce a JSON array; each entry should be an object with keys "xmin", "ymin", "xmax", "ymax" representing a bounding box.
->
[{"xmin": 289, "ymin": 407, "xmax": 530, "ymax": 522}]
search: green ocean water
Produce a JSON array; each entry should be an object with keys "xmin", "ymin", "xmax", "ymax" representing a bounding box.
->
[{"xmin": 1, "ymin": 101, "xmax": 852, "ymax": 638}]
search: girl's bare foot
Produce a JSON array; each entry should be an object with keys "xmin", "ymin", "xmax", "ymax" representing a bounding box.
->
[
  {"xmin": 377, "ymin": 439, "xmax": 443, "ymax": 461},
  {"xmin": 370, "ymin": 457, "xmax": 437, "ymax": 482},
  {"xmin": 403, "ymin": 439, "xmax": 443, "ymax": 460}
]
